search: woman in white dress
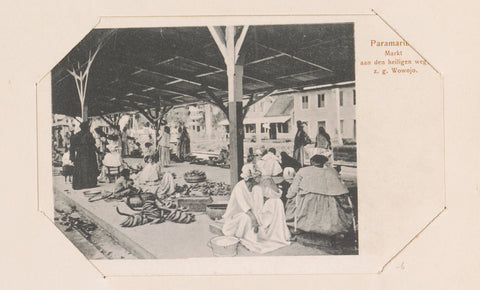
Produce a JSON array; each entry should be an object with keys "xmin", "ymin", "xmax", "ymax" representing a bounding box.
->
[{"xmin": 222, "ymin": 164, "xmax": 291, "ymax": 253}]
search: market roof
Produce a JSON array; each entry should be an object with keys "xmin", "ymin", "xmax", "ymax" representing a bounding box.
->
[{"xmin": 51, "ymin": 23, "xmax": 354, "ymax": 117}]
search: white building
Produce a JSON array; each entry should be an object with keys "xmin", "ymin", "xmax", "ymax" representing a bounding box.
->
[
  {"xmin": 219, "ymin": 94, "xmax": 295, "ymax": 141},
  {"xmin": 292, "ymin": 81, "xmax": 356, "ymax": 145},
  {"xmin": 218, "ymin": 81, "xmax": 356, "ymax": 145}
]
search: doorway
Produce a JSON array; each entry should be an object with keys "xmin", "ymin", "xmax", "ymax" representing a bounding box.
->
[{"xmin": 269, "ymin": 123, "xmax": 277, "ymax": 139}]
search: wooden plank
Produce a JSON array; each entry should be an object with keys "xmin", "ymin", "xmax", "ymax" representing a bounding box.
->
[
  {"xmin": 234, "ymin": 25, "xmax": 249, "ymax": 63},
  {"xmin": 208, "ymin": 26, "xmax": 227, "ymax": 60}
]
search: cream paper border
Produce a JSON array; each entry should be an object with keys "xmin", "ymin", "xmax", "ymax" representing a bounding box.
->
[
  {"xmin": 36, "ymin": 14, "xmax": 444, "ymax": 276},
  {"xmin": 3, "ymin": 1, "xmax": 478, "ymax": 288}
]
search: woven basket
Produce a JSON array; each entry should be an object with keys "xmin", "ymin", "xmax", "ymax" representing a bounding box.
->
[
  {"xmin": 184, "ymin": 175, "xmax": 206, "ymax": 183},
  {"xmin": 206, "ymin": 203, "xmax": 228, "ymax": 220}
]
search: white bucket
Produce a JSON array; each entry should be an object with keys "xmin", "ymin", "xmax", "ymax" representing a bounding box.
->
[{"xmin": 207, "ymin": 236, "xmax": 240, "ymax": 257}]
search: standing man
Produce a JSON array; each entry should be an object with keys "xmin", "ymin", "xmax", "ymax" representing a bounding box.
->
[
  {"xmin": 70, "ymin": 122, "xmax": 99, "ymax": 190},
  {"xmin": 293, "ymin": 121, "xmax": 311, "ymax": 167}
]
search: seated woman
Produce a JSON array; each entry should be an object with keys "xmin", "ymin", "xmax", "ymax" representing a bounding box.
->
[
  {"xmin": 257, "ymin": 148, "xmax": 282, "ymax": 177},
  {"xmin": 109, "ymin": 169, "xmax": 134, "ymax": 197},
  {"xmin": 98, "ymin": 143, "xmax": 126, "ymax": 183},
  {"xmin": 285, "ymin": 155, "xmax": 353, "ymax": 236},
  {"xmin": 132, "ymin": 155, "xmax": 176, "ymax": 198},
  {"xmin": 280, "ymin": 151, "xmax": 302, "ymax": 172},
  {"xmin": 222, "ymin": 164, "xmax": 290, "ymax": 253},
  {"xmin": 134, "ymin": 155, "xmax": 161, "ymax": 184}
]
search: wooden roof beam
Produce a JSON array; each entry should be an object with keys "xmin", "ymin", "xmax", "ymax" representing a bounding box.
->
[
  {"xmin": 208, "ymin": 26, "xmax": 227, "ymax": 59},
  {"xmin": 254, "ymin": 42, "xmax": 333, "ymax": 72},
  {"xmin": 245, "ymin": 53, "xmax": 285, "ymax": 66},
  {"xmin": 234, "ymin": 26, "xmax": 249, "ymax": 63},
  {"xmin": 122, "ymin": 63, "xmax": 226, "ymax": 92}
]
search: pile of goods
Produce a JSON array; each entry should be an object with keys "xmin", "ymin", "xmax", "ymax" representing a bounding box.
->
[
  {"xmin": 183, "ymin": 181, "xmax": 231, "ymax": 197},
  {"xmin": 183, "ymin": 170, "xmax": 207, "ymax": 183},
  {"xmin": 116, "ymin": 199, "xmax": 195, "ymax": 228},
  {"xmin": 55, "ymin": 208, "xmax": 97, "ymax": 239}
]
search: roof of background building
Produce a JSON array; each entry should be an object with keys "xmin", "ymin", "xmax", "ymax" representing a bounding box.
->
[{"xmin": 264, "ymin": 94, "xmax": 293, "ymax": 117}]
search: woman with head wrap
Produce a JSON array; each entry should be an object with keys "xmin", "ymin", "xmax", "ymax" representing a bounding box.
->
[
  {"xmin": 293, "ymin": 121, "xmax": 311, "ymax": 166},
  {"xmin": 222, "ymin": 164, "xmax": 291, "ymax": 253},
  {"xmin": 177, "ymin": 123, "xmax": 190, "ymax": 162},
  {"xmin": 286, "ymin": 155, "xmax": 353, "ymax": 236},
  {"xmin": 280, "ymin": 151, "xmax": 302, "ymax": 172},
  {"xmin": 315, "ymin": 126, "xmax": 333, "ymax": 165}
]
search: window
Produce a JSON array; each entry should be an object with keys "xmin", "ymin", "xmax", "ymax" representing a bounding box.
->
[
  {"xmin": 302, "ymin": 96, "xmax": 309, "ymax": 109},
  {"xmin": 339, "ymin": 91, "xmax": 344, "ymax": 106},
  {"xmin": 317, "ymin": 94, "xmax": 325, "ymax": 108},
  {"xmin": 317, "ymin": 121, "xmax": 326, "ymax": 130},
  {"xmin": 277, "ymin": 122, "xmax": 288, "ymax": 133},
  {"xmin": 340, "ymin": 120, "xmax": 344, "ymax": 134},
  {"xmin": 353, "ymin": 120, "xmax": 356, "ymax": 139},
  {"xmin": 353, "ymin": 89, "xmax": 356, "ymax": 105},
  {"xmin": 245, "ymin": 124, "xmax": 256, "ymax": 133}
]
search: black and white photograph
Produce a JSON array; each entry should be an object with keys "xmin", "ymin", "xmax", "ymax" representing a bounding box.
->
[{"xmin": 50, "ymin": 23, "xmax": 358, "ymax": 259}]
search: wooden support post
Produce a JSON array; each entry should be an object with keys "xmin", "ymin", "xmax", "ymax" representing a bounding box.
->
[
  {"xmin": 228, "ymin": 61, "xmax": 244, "ymax": 185},
  {"xmin": 209, "ymin": 25, "xmax": 248, "ymax": 185},
  {"xmin": 227, "ymin": 26, "xmax": 244, "ymax": 186},
  {"xmin": 82, "ymin": 104, "xmax": 88, "ymax": 122}
]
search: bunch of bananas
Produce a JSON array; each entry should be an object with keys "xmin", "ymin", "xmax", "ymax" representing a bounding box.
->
[
  {"xmin": 116, "ymin": 206, "xmax": 153, "ymax": 227},
  {"xmin": 116, "ymin": 200, "xmax": 195, "ymax": 228},
  {"xmin": 164, "ymin": 208, "xmax": 195, "ymax": 223}
]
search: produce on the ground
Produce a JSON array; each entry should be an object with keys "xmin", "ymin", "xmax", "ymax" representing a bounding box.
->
[
  {"xmin": 116, "ymin": 199, "xmax": 195, "ymax": 228},
  {"xmin": 55, "ymin": 208, "xmax": 97, "ymax": 239},
  {"xmin": 184, "ymin": 170, "xmax": 206, "ymax": 178},
  {"xmin": 183, "ymin": 181, "xmax": 231, "ymax": 196}
]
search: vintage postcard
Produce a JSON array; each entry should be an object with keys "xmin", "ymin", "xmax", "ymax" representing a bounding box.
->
[{"xmin": 36, "ymin": 14, "xmax": 445, "ymax": 276}]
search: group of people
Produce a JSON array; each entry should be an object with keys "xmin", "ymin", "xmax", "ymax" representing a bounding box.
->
[
  {"xmin": 293, "ymin": 120, "xmax": 333, "ymax": 166},
  {"xmin": 222, "ymin": 143, "xmax": 353, "ymax": 253},
  {"xmin": 62, "ymin": 120, "xmax": 192, "ymax": 190}
]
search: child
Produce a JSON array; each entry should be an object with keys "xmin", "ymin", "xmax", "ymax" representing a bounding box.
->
[{"xmin": 61, "ymin": 148, "xmax": 74, "ymax": 183}]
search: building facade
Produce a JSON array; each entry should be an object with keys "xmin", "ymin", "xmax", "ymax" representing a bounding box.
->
[
  {"xmin": 217, "ymin": 81, "xmax": 356, "ymax": 145},
  {"xmin": 292, "ymin": 81, "xmax": 356, "ymax": 145}
]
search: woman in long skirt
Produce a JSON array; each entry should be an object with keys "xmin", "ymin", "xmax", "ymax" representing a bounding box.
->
[
  {"xmin": 293, "ymin": 121, "xmax": 311, "ymax": 167},
  {"xmin": 177, "ymin": 125, "xmax": 190, "ymax": 161},
  {"xmin": 70, "ymin": 122, "xmax": 99, "ymax": 190},
  {"xmin": 158, "ymin": 126, "xmax": 171, "ymax": 167},
  {"xmin": 285, "ymin": 155, "xmax": 353, "ymax": 236}
]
